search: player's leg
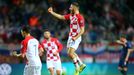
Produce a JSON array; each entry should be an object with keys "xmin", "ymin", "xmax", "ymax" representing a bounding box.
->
[
  {"xmin": 67, "ymin": 47, "xmax": 79, "ymax": 68},
  {"xmin": 23, "ymin": 65, "xmax": 28, "ymax": 75},
  {"xmin": 122, "ymin": 67, "xmax": 127, "ymax": 75},
  {"xmin": 74, "ymin": 53, "xmax": 86, "ymax": 73},
  {"xmin": 67, "ymin": 47, "xmax": 79, "ymax": 75},
  {"xmin": 118, "ymin": 60, "xmax": 127, "ymax": 75},
  {"xmin": 32, "ymin": 66, "xmax": 42, "ymax": 75},
  {"xmin": 56, "ymin": 70, "xmax": 61, "ymax": 75},
  {"xmin": 47, "ymin": 60, "xmax": 54, "ymax": 75},
  {"xmin": 55, "ymin": 60, "xmax": 62, "ymax": 75},
  {"xmin": 67, "ymin": 37, "xmax": 79, "ymax": 69},
  {"xmin": 72, "ymin": 37, "xmax": 86, "ymax": 73},
  {"xmin": 118, "ymin": 66, "xmax": 124, "ymax": 74},
  {"xmin": 48, "ymin": 68, "xmax": 54, "ymax": 75}
]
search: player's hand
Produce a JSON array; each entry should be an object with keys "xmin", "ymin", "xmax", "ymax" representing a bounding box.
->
[
  {"xmin": 116, "ymin": 40, "xmax": 121, "ymax": 43},
  {"xmin": 53, "ymin": 51, "xmax": 58, "ymax": 56},
  {"xmin": 124, "ymin": 61, "xmax": 128, "ymax": 66},
  {"xmin": 48, "ymin": 7, "xmax": 53, "ymax": 13},
  {"xmin": 11, "ymin": 51, "xmax": 17, "ymax": 56},
  {"xmin": 72, "ymin": 37, "xmax": 77, "ymax": 41}
]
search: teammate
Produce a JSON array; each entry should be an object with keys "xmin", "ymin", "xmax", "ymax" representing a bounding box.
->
[
  {"xmin": 48, "ymin": 2, "xmax": 86, "ymax": 75},
  {"xmin": 12, "ymin": 26, "xmax": 42, "ymax": 75},
  {"xmin": 116, "ymin": 35, "xmax": 133, "ymax": 75},
  {"xmin": 41, "ymin": 30, "xmax": 63, "ymax": 75}
]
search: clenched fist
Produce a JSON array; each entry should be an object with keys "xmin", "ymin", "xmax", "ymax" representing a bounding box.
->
[{"xmin": 48, "ymin": 7, "xmax": 53, "ymax": 13}]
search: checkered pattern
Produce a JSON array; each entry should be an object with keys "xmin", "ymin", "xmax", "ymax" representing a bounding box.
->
[
  {"xmin": 42, "ymin": 39, "xmax": 60, "ymax": 61},
  {"xmin": 64, "ymin": 14, "xmax": 84, "ymax": 37}
]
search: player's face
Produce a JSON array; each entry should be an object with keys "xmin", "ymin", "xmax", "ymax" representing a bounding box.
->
[
  {"xmin": 21, "ymin": 30, "xmax": 25, "ymax": 37},
  {"xmin": 120, "ymin": 37, "xmax": 126, "ymax": 42},
  {"xmin": 69, "ymin": 4, "xmax": 75, "ymax": 13},
  {"xmin": 44, "ymin": 31, "xmax": 51, "ymax": 39}
]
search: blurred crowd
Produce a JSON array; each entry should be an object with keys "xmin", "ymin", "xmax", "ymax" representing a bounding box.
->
[{"xmin": 0, "ymin": 0, "xmax": 134, "ymax": 63}]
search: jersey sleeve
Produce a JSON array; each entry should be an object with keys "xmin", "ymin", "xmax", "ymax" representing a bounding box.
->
[
  {"xmin": 21, "ymin": 40, "xmax": 27, "ymax": 54},
  {"xmin": 38, "ymin": 44, "xmax": 43, "ymax": 49},
  {"xmin": 78, "ymin": 15, "xmax": 85, "ymax": 28},
  {"xmin": 127, "ymin": 42, "xmax": 132, "ymax": 49},
  {"xmin": 64, "ymin": 14, "xmax": 70, "ymax": 20},
  {"xmin": 40, "ymin": 40, "xmax": 46, "ymax": 51},
  {"xmin": 55, "ymin": 38, "xmax": 63, "ymax": 52}
]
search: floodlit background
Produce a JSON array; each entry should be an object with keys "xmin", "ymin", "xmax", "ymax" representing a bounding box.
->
[{"xmin": 0, "ymin": 0, "xmax": 134, "ymax": 75}]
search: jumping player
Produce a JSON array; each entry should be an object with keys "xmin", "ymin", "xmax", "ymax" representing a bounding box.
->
[
  {"xmin": 12, "ymin": 26, "xmax": 42, "ymax": 75},
  {"xmin": 48, "ymin": 2, "xmax": 86, "ymax": 75},
  {"xmin": 116, "ymin": 35, "xmax": 133, "ymax": 75},
  {"xmin": 41, "ymin": 30, "xmax": 63, "ymax": 75}
]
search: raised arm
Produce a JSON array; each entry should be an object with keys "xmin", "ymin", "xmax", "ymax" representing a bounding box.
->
[{"xmin": 48, "ymin": 7, "xmax": 65, "ymax": 20}]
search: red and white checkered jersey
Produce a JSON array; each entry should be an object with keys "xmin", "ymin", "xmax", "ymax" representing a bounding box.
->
[
  {"xmin": 21, "ymin": 36, "xmax": 41, "ymax": 66},
  {"xmin": 64, "ymin": 14, "xmax": 85, "ymax": 37},
  {"xmin": 41, "ymin": 37, "xmax": 63, "ymax": 61}
]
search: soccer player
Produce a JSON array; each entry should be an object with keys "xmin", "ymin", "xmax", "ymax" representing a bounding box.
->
[
  {"xmin": 116, "ymin": 35, "xmax": 133, "ymax": 75},
  {"xmin": 12, "ymin": 26, "xmax": 42, "ymax": 75},
  {"xmin": 41, "ymin": 30, "xmax": 63, "ymax": 75},
  {"xmin": 48, "ymin": 2, "xmax": 86, "ymax": 75}
]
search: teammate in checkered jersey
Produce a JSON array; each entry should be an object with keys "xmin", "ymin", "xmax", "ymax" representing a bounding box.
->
[
  {"xmin": 41, "ymin": 30, "xmax": 63, "ymax": 75},
  {"xmin": 12, "ymin": 26, "xmax": 43, "ymax": 75},
  {"xmin": 48, "ymin": 2, "xmax": 86, "ymax": 75}
]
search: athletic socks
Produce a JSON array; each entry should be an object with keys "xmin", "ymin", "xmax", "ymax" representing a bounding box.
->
[
  {"xmin": 73, "ymin": 57, "xmax": 79, "ymax": 68},
  {"xmin": 76, "ymin": 56, "xmax": 83, "ymax": 65},
  {"xmin": 120, "ymin": 70, "xmax": 127, "ymax": 75}
]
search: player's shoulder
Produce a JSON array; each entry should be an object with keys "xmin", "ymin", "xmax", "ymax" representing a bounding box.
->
[
  {"xmin": 77, "ymin": 14, "xmax": 84, "ymax": 17},
  {"xmin": 127, "ymin": 41, "xmax": 132, "ymax": 45},
  {"xmin": 51, "ymin": 37, "xmax": 58, "ymax": 41},
  {"xmin": 126, "ymin": 41, "xmax": 132, "ymax": 47},
  {"xmin": 41, "ymin": 39, "xmax": 47, "ymax": 43},
  {"xmin": 76, "ymin": 14, "xmax": 84, "ymax": 20}
]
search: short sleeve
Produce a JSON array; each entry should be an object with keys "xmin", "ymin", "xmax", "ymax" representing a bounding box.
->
[
  {"xmin": 64, "ymin": 14, "xmax": 70, "ymax": 20},
  {"xmin": 78, "ymin": 15, "xmax": 85, "ymax": 27},
  {"xmin": 38, "ymin": 44, "xmax": 42, "ymax": 49},
  {"xmin": 21, "ymin": 40, "xmax": 27, "ymax": 54},
  {"xmin": 127, "ymin": 42, "xmax": 132, "ymax": 49}
]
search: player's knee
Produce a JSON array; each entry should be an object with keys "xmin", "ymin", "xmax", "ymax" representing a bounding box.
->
[
  {"xmin": 67, "ymin": 52, "xmax": 73, "ymax": 58},
  {"xmin": 56, "ymin": 70, "xmax": 61, "ymax": 75},
  {"xmin": 68, "ymin": 52, "xmax": 74, "ymax": 58},
  {"xmin": 118, "ymin": 67, "xmax": 122, "ymax": 70},
  {"xmin": 48, "ymin": 68, "xmax": 54, "ymax": 73},
  {"xmin": 124, "ymin": 67, "xmax": 128, "ymax": 71}
]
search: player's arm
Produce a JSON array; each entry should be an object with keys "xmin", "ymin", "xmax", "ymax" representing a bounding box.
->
[
  {"xmin": 125, "ymin": 49, "xmax": 133, "ymax": 61},
  {"xmin": 56, "ymin": 40, "xmax": 63, "ymax": 53},
  {"xmin": 53, "ymin": 39, "xmax": 63, "ymax": 56},
  {"xmin": 39, "ymin": 47, "xmax": 44, "ymax": 56},
  {"xmin": 48, "ymin": 7, "xmax": 65, "ymax": 20},
  {"xmin": 12, "ymin": 51, "xmax": 25, "ymax": 58},
  {"xmin": 116, "ymin": 40, "xmax": 126, "ymax": 46},
  {"xmin": 72, "ymin": 27, "xmax": 85, "ymax": 41}
]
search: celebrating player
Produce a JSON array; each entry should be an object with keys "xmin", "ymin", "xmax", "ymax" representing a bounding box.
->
[
  {"xmin": 41, "ymin": 30, "xmax": 63, "ymax": 75},
  {"xmin": 116, "ymin": 35, "xmax": 133, "ymax": 75},
  {"xmin": 48, "ymin": 2, "xmax": 86, "ymax": 75},
  {"xmin": 12, "ymin": 26, "xmax": 42, "ymax": 75}
]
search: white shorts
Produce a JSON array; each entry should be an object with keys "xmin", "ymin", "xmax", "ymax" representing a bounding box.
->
[
  {"xmin": 24, "ymin": 65, "xmax": 42, "ymax": 75},
  {"xmin": 67, "ymin": 36, "xmax": 81, "ymax": 50},
  {"xmin": 47, "ymin": 60, "xmax": 62, "ymax": 71}
]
